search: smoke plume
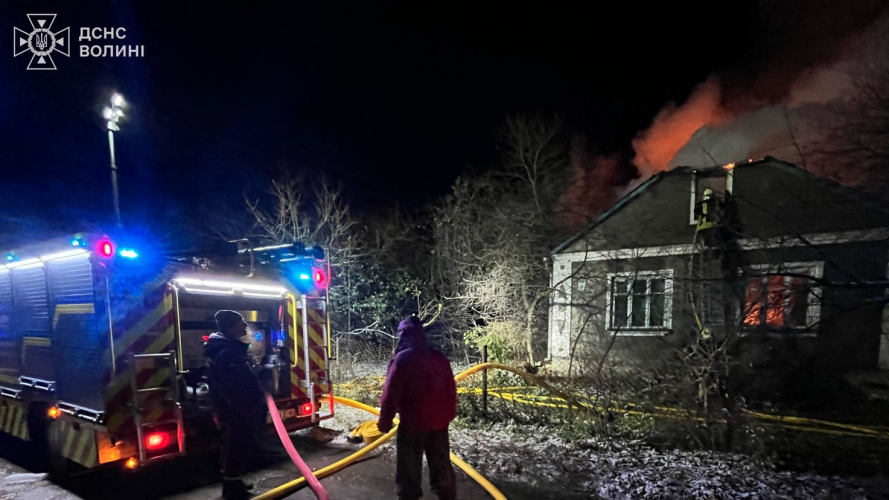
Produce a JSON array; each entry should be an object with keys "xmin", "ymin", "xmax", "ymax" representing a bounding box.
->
[
  {"xmin": 558, "ymin": 138, "xmax": 633, "ymax": 228},
  {"xmin": 631, "ymin": 5, "xmax": 889, "ymax": 176}
]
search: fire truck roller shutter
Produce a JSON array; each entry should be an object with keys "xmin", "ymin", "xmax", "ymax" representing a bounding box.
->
[
  {"xmin": 0, "ymin": 269, "xmax": 19, "ymax": 388},
  {"xmin": 12, "ymin": 264, "xmax": 53, "ymax": 385},
  {"xmin": 47, "ymin": 254, "xmax": 101, "ymax": 410}
]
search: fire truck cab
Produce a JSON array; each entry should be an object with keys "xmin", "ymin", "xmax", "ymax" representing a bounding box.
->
[{"xmin": 0, "ymin": 234, "xmax": 332, "ymax": 472}]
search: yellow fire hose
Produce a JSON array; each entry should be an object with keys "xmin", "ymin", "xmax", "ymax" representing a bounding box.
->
[
  {"xmin": 462, "ymin": 365, "xmax": 889, "ymax": 440},
  {"xmin": 259, "ymin": 361, "xmax": 889, "ymax": 500},
  {"xmin": 252, "ymin": 393, "xmax": 507, "ymax": 500},
  {"xmin": 254, "ymin": 362, "xmax": 597, "ymax": 500}
]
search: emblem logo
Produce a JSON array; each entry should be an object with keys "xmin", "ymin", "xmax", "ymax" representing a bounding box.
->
[{"xmin": 13, "ymin": 14, "xmax": 70, "ymax": 70}]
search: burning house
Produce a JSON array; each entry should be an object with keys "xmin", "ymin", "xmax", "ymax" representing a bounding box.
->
[{"xmin": 548, "ymin": 157, "xmax": 889, "ymax": 402}]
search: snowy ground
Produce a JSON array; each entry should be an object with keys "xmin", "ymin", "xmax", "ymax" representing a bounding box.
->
[
  {"xmin": 323, "ymin": 402, "xmax": 887, "ymax": 500},
  {"xmin": 328, "ymin": 359, "xmax": 889, "ymax": 500},
  {"xmin": 447, "ymin": 422, "xmax": 889, "ymax": 500}
]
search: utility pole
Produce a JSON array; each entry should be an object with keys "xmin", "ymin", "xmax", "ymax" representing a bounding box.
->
[{"xmin": 103, "ymin": 93, "xmax": 125, "ymax": 227}]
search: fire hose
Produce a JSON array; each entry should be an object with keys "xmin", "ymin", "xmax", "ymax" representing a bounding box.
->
[
  {"xmin": 265, "ymin": 393, "xmax": 329, "ymax": 500},
  {"xmin": 253, "ymin": 364, "xmax": 520, "ymax": 500},
  {"xmin": 257, "ymin": 362, "xmax": 889, "ymax": 500}
]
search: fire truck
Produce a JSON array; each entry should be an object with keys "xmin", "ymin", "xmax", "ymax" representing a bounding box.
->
[{"xmin": 0, "ymin": 233, "xmax": 332, "ymax": 472}]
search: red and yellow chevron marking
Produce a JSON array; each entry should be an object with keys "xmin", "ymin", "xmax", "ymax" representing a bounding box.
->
[
  {"xmin": 0, "ymin": 398, "xmax": 29, "ymax": 441},
  {"xmin": 286, "ymin": 296, "xmax": 307, "ymax": 400},
  {"xmin": 106, "ymin": 362, "xmax": 177, "ymax": 434},
  {"xmin": 305, "ymin": 306, "xmax": 329, "ymax": 394},
  {"xmin": 288, "ymin": 296, "xmax": 330, "ymax": 400},
  {"xmin": 103, "ymin": 286, "xmax": 177, "ymax": 373},
  {"xmin": 103, "ymin": 285, "xmax": 177, "ymax": 434},
  {"xmin": 50, "ymin": 420, "xmax": 132, "ymax": 468},
  {"xmin": 52, "ymin": 419, "xmax": 99, "ymax": 468}
]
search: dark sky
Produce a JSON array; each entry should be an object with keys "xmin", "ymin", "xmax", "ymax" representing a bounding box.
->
[{"xmin": 0, "ymin": 1, "xmax": 859, "ymax": 246}]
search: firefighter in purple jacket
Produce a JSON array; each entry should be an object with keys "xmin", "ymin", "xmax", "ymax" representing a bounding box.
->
[{"xmin": 378, "ymin": 316, "xmax": 458, "ymax": 500}]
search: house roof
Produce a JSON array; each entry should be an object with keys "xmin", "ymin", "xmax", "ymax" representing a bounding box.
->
[{"xmin": 551, "ymin": 157, "xmax": 889, "ymax": 255}]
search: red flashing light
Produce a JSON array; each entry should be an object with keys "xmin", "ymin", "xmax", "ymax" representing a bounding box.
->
[
  {"xmin": 300, "ymin": 402, "xmax": 314, "ymax": 416},
  {"xmin": 97, "ymin": 239, "xmax": 114, "ymax": 258},
  {"xmin": 145, "ymin": 431, "xmax": 171, "ymax": 451},
  {"xmin": 312, "ymin": 268, "xmax": 328, "ymax": 289},
  {"xmin": 202, "ymin": 335, "xmax": 210, "ymax": 342}
]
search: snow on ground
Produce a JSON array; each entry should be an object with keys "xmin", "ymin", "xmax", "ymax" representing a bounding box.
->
[
  {"xmin": 322, "ymin": 403, "xmax": 879, "ymax": 500},
  {"xmin": 0, "ymin": 465, "xmax": 70, "ymax": 500},
  {"xmin": 448, "ymin": 422, "xmax": 878, "ymax": 500},
  {"xmin": 329, "ymin": 363, "xmax": 883, "ymax": 500}
]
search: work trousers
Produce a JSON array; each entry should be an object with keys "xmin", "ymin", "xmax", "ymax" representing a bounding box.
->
[
  {"xmin": 396, "ymin": 429, "xmax": 456, "ymax": 500},
  {"xmin": 219, "ymin": 418, "xmax": 256, "ymax": 481}
]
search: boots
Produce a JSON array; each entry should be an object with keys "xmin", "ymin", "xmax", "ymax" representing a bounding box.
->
[{"xmin": 222, "ymin": 479, "xmax": 253, "ymax": 500}]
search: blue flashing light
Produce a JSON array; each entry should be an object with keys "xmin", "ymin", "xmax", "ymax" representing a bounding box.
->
[
  {"xmin": 5, "ymin": 254, "xmax": 15, "ymax": 262},
  {"xmin": 298, "ymin": 272, "xmax": 311, "ymax": 281},
  {"xmin": 119, "ymin": 248, "xmax": 139, "ymax": 259},
  {"xmin": 70, "ymin": 239, "xmax": 82, "ymax": 247},
  {"xmin": 254, "ymin": 331, "xmax": 263, "ymax": 342}
]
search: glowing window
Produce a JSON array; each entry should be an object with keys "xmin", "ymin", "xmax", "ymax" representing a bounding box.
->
[{"xmin": 743, "ymin": 263, "xmax": 821, "ymax": 331}]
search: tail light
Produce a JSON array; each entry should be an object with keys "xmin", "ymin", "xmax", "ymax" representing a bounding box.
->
[
  {"xmin": 97, "ymin": 239, "xmax": 115, "ymax": 258},
  {"xmin": 312, "ymin": 268, "xmax": 328, "ymax": 289},
  {"xmin": 145, "ymin": 431, "xmax": 171, "ymax": 451},
  {"xmin": 300, "ymin": 402, "xmax": 314, "ymax": 416},
  {"xmin": 142, "ymin": 424, "xmax": 180, "ymax": 458}
]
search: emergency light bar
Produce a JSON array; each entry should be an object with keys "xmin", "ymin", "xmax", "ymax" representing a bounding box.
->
[
  {"xmin": 2, "ymin": 234, "xmax": 140, "ymax": 271},
  {"xmin": 238, "ymin": 242, "xmax": 326, "ymax": 261}
]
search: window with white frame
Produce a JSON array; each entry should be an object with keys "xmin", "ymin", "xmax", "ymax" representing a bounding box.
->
[
  {"xmin": 607, "ymin": 270, "xmax": 673, "ymax": 331},
  {"xmin": 742, "ymin": 262, "xmax": 822, "ymax": 331}
]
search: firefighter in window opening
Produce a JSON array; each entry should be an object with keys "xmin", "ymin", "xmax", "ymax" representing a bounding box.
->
[
  {"xmin": 694, "ymin": 185, "xmax": 744, "ymax": 278},
  {"xmin": 695, "ymin": 187, "xmax": 723, "ymax": 232},
  {"xmin": 204, "ymin": 310, "xmax": 267, "ymax": 500},
  {"xmin": 378, "ymin": 316, "xmax": 458, "ymax": 500}
]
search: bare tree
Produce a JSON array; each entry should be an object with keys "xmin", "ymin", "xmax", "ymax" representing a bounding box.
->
[
  {"xmin": 433, "ymin": 115, "xmax": 571, "ymax": 365},
  {"xmin": 247, "ymin": 176, "xmax": 356, "ymax": 266},
  {"xmin": 814, "ymin": 23, "xmax": 889, "ymax": 193}
]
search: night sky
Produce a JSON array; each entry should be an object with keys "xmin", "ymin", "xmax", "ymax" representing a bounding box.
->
[{"xmin": 0, "ymin": 1, "xmax": 877, "ymax": 247}]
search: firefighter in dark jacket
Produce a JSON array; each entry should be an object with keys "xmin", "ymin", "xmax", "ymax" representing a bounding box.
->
[
  {"xmin": 378, "ymin": 316, "xmax": 458, "ymax": 500},
  {"xmin": 204, "ymin": 310, "xmax": 266, "ymax": 500}
]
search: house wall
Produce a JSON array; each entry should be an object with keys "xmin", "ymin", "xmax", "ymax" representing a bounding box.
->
[
  {"xmin": 550, "ymin": 239, "xmax": 889, "ymax": 402},
  {"xmin": 561, "ymin": 256, "xmax": 688, "ymax": 377}
]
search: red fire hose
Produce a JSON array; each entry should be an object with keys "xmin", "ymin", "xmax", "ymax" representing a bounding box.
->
[{"xmin": 265, "ymin": 393, "xmax": 329, "ymax": 500}]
